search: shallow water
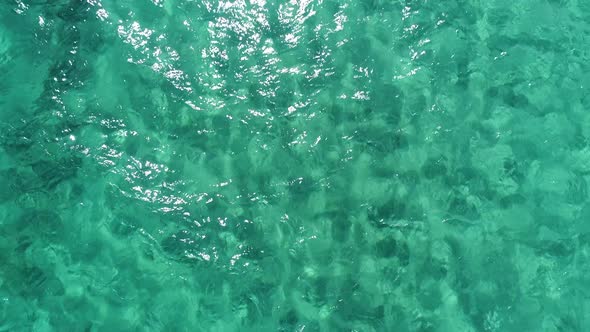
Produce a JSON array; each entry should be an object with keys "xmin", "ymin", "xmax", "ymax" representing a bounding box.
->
[{"xmin": 1, "ymin": 0, "xmax": 589, "ymax": 331}]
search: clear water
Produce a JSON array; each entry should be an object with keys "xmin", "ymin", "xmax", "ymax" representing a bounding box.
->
[{"xmin": 1, "ymin": 0, "xmax": 589, "ymax": 331}]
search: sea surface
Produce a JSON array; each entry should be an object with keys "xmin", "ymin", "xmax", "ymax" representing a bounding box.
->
[{"xmin": 1, "ymin": 0, "xmax": 589, "ymax": 331}]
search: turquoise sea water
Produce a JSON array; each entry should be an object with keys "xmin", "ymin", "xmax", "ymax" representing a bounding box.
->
[{"xmin": 1, "ymin": 0, "xmax": 590, "ymax": 330}]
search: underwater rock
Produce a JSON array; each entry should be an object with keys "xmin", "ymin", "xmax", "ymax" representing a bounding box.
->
[
  {"xmin": 565, "ymin": 173, "xmax": 588, "ymax": 205},
  {"xmin": 17, "ymin": 209, "xmax": 63, "ymax": 241},
  {"xmin": 31, "ymin": 156, "xmax": 82, "ymax": 190},
  {"xmin": 421, "ymin": 156, "xmax": 448, "ymax": 179}
]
